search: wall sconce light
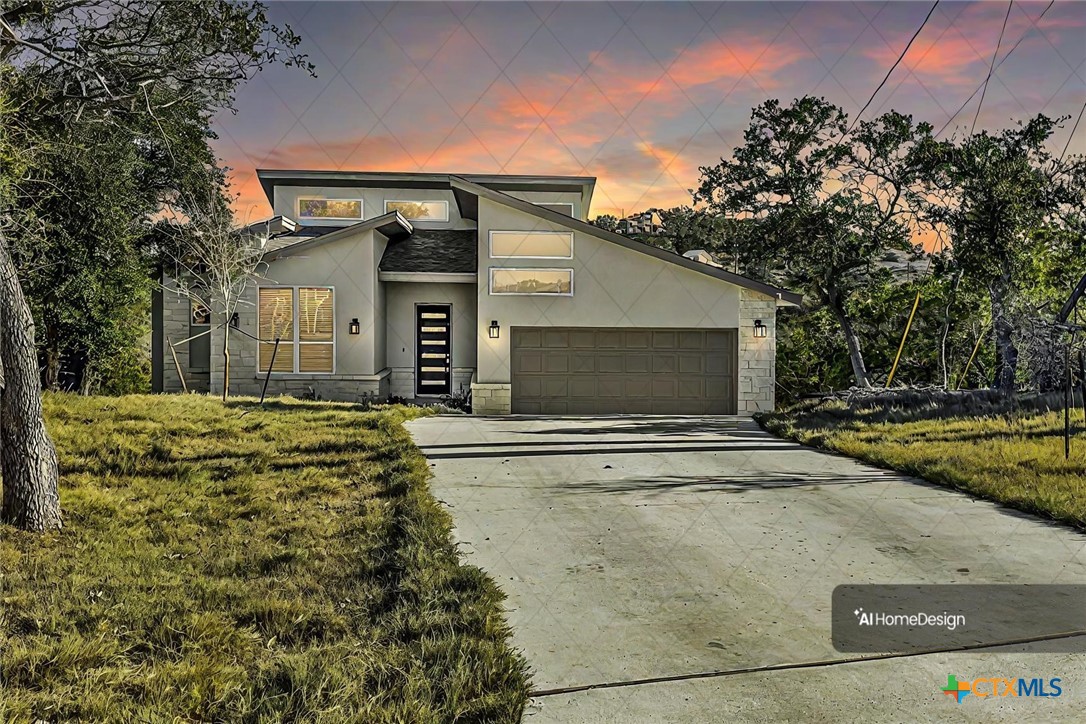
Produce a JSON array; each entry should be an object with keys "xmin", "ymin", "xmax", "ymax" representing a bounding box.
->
[
  {"xmin": 488, "ymin": 320, "xmax": 500, "ymax": 339},
  {"xmin": 753, "ymin": 319, "xmax": 768, "ymax": 338},
  {"xmin": 349, "ymin": 318, "xmax": 360, "ymax": 335},
  {"xmin": 229, "ymin": 312, "xmax": 239, "ymax": 328}
]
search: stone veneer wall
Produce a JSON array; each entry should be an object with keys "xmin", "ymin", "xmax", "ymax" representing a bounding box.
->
[
  {"xmin": 471, "ymin": 383, "xmax": 511, "ymax": 415},
  {"xmin": 737, "ymin": 289, "xmax": 776, "ymax": 414},
  {"xmin": 160, "ymin": 278, "xmax": 210, "ymax": 393}
]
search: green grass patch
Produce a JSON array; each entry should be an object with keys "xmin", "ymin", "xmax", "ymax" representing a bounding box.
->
[
  {"xmin": 760, "ymin": 400, "xmax": 1086, "ymax": 530},
  {"xmin": 1, "ymin": 394, "xmax": 529, "ymax": 722}
]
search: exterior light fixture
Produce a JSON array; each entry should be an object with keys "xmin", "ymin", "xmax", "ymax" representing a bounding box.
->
[
  {"xmin": 349, "ymin": 318, "xmax": 360, "ymax": 335},
  {"xmin": 753, "ymin": 319, "xmax": 768, "ymax": 338},
  {"xmin": 488, "ymin": 320, "xmax": 500, "ymax": 339},
  {"xmin": 229, "ymin": 312, "xmax": 239, "ymax": 328}
]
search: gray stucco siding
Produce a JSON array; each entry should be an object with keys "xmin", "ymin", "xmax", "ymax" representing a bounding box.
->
[
  {"xmin": 475, "ymin": 197, "xmax": 745, "ymax": 384},
  {"xmin": 385, "ymin": 281, "xmax": 477, "ymax": 398}
]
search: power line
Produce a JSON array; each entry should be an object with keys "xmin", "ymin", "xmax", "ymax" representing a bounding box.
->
[
  {"xmin": 970, "ymin": 0, "xmax": 1014, "ymax": 136},
  {"xmin": 848, "ymin": 0, "xmax": 941, "ymax": 134},
  {"xmin": 1060, "ymin": 97, "xmax": 1086, "ymax": 161},
  {"xmin": 937, "ymin": 0, "xmax": 1055, "ymax": 138}
]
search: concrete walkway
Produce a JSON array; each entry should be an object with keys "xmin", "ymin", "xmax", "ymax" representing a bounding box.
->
[{"xmin": 407, "ymin": 415, "xmax": 1086, "ymax": 722}]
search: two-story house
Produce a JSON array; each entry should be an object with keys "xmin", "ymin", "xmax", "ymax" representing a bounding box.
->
[{"xmin": 152, "ymin": 170, "xmax": 799, "ymax": 414}]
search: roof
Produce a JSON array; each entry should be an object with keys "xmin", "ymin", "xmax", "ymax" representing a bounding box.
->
[
  {"xmin": 263, "ymin": 212, "xmax": 413, "ymax": 260},
  {"xmin": 379, "ymin": 229, "xmax": 477, "ymax": 274},
  {"xmin": 256, "ymin": 169, "xmax": 596, "ymax": 216},
  {"xmin": 448, "ymin": 177, "xmax": 803, "ymax": 307}
]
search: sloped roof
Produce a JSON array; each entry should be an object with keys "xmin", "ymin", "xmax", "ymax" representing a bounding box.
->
[
  {"xmin": 262, "ymin": 212, "xmax": 413, "ymax": 260},
  {"xmin": 379, "ymin": 229, "xmax": 477, "ymax": 273},
  {"xmin": 449, "ymin": 176, "xmax": 802, "ymax": 307}
]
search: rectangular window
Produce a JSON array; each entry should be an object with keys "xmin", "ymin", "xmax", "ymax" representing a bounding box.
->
[
  {"xmin": 489, "ymin": 231, "xmax": 574, "ymax": 259},
  {"xmin": 258, "ymin": 287, "xmax": 335, "ymax": 373},
  {"xmin": 489, "ymin": 268, "xmax": 573, "ymax": 296},
  {"xmin": 537, "ymin": 202, "xmax": 575, "ymax": 217},
  {"xmin": 191, "ymin": 300, "xmax": 211, "ymax": 326},
  {"xmin": 297, "ymin": 198, "xmax": 363, "ymax": 220},
  {"xmin": 385, "ymin": 200, "xmax": 449, "ymax": 222}
]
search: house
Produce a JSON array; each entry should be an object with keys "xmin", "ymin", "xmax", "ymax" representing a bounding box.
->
[
  {"xmin": 618, "ymin": 209, "xmax": 664, "ymax": 236},
  {"xmin": 151, "ymin": 170, "xmax": 800, "ymax": 414}
]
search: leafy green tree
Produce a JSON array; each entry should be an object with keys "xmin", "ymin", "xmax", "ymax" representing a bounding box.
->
[
  {"xmin": 590, "ymin": 214, "xmax": 620, "ymax": 232},
  {"xmin": 695, "ymin": 96, "xmax": 931, "ymax": 387},
  {"xmin": 0, "ymin": 0, "xmax": 311, "ymax": 530},
  {"xmin": 912, "ymin": 115, "xmax": 1086, "ymax": 391}
]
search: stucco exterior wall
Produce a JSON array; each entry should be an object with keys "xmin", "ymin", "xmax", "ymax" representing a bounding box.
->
[
  {"xmin": 500, "ymin": 190, "xmax": 585, "ymax": 219},
  {"xmin": 474, "ymin": 197, "xmax": 743, "ymax": 383},
  {"xmin": 384, "ymin": 281, "xmax": 477, "ymax": 398},
  {"xmin": 208, "ymin": 227, "xmax": 390, "ymax": 401},
  {"xmin": 272, "ymin": 186, "xmax": 475, "ymax": 230}
]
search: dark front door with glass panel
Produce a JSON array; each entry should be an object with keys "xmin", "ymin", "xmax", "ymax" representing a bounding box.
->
[{"xmin": 416, "ymin": 304, "xmax": 451, "ymax": 396}]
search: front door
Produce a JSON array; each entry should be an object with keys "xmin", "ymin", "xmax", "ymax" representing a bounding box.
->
[{"xmin": 416, "ymin": 304, "xmax": 451, "ymax": 396}]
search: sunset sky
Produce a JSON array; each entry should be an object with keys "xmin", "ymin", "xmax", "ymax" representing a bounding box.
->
[{"xmin": 214, "ymin": 1, "xmax": 1085, "ymax": 223}]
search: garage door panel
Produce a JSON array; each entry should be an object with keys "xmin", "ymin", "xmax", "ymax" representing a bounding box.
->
[
  {"xmin": 510, "ymin": 327, "xmax": 737, "ymax": 414},
  {"xmin": 572, "ymin": 353, "xmax": 595, "ymax": 373},
  {"xmin": 598, "ymin": 354, "xmax": 624, "ymax": 374},
  {"xmin": 570, "ymin": 330, "xmax": 596, "ymax": 348},
  {"xmin": 598, "ymin": 378, "xmax": 624, "ymax": 397},
  {"xmin": 569, "ymin": 377, "xmax": 596, "ymax": 398},
  {"xmin": 679, "ymin": 354, "xmax": 703, "ymax": 374},
  {"xmin": 518, "ymin": 351, "xmax": 544, "ymax": 373},
  {"xmin": 544, "ymin": 353, "xmax": 569, "ymax": 373},
  {"xmin": 543, "ymin": 330, "xmax": 569, "ymax": 348},
  {"xmin": 652, "ymin": 354, "xmax": 676, "ymax": 374}
]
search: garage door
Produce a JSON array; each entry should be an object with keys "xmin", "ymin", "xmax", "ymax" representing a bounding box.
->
[{"xmin": 510, "ymin": 327, "xmax": 737, "ymax": 415}]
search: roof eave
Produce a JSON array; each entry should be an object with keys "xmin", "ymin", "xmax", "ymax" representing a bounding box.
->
[{"xmin": 263, "ymin": 211, "xmax": 413, "ymax": 260}]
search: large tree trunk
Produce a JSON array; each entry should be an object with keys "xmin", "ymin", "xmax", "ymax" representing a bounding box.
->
[
  {"xmin": 827, "ymin": 295, "xmax": 871, "ymax": 388},
  {"xmin": 0, "ymin": 232, "xmax": 61, "ymax": 531},
  {"xmin": 989, "ymin": 272, "xmax": 1019, "ymax": 393}
]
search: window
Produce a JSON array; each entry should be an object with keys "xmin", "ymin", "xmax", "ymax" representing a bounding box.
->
[
  {"xmin": 489, "ymin": 268, "xmax": 573, "ymax": 296},
  {"xmin": 297, "ymin": 198, "xmax": 363, "ymax": 220},
  {"xmin": 191, "ymin": 300, "xmax": 211, "ymax": 326},
  {"xmin": 489, "ymin": 231, "xmax": 574, "ymax": 259},
  {"xmin": 258, "ymin": 287, "xmax": 335, "ymax": 373},
  {"xmin": 385, "ymin": 200, "xmax": 449, "ymax": 222},
  {"xmin": 537, "ymin": 202, "xmax": 575, "ymax": 217}
]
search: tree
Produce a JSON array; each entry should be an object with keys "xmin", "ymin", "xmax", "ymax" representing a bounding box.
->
[
  {"xmin": 160, "ymin": 191, "xmax": 269, "ymax": 401},
  {"xmin": 913, "ymin": 116, "xmax": 1086, "ymax": 391},
  {"xmin": 695, "ymin": 97, "xmax": 931, "ymax": 387},
  {"xmin": 589, "ymin": 214, "xmax": 620, "ymax": 232},
  {"xmin": 0, "ymin": 0, "xmax": 311, "ymax": 531}
]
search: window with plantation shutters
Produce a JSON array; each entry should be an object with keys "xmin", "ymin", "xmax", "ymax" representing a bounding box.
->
[
  {"xmin": 298, "ymin": 287, "xmax": 334, "ymax": 372},
  {"xmin": 257, "ymin": 287, "xmax": 335, "ymax": 373}
]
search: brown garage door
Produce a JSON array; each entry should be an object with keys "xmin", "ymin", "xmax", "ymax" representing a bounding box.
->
[{"xmin": 510, "ymin": 327, "xmax": 737, "ymax": 415}]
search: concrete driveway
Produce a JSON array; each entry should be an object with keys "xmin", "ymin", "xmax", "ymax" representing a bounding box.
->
[{"xmin": 407, "ymin": 415, "xmax": 1086, "ymax": 723}]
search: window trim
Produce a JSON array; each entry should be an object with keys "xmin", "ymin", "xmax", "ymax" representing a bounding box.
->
[
  {"xmin": 384, "ymin": 199, "xmax": 450, "ymax": 222},
  {"xmin": 257, "ymin": 285, "xmax": 337, "ymax": 375},
  {"xmin": 488, "ymin": 267, "xmax": 574, "ymax": 297},
  {"xmin": 488, "ymin": 230, "xmax": 574, "ymax": 259},
  {"xmin": 296, "ymin": 197, "xmax": 364, "ymax": 221},
  {"xmin": 536, "ymin": 202, "xmax": 575, "ymax": 217}
]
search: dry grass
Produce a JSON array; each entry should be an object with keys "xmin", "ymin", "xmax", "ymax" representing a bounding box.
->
[
  {"xmin": 761, "ymin": 400, "xmax": 1086, "ymax": 530},
  {"xmin": 0, "ymin": 394, "xmax": 529, "ymax": 722}
]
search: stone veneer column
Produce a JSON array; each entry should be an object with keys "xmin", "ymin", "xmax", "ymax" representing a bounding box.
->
[
  {"xmin": 471, "ymin": 383, "xmax": 511, "ymax": 415},
  {"xmin": 738, "ymin": 289, "xmax": 776, "ymax": 414}
]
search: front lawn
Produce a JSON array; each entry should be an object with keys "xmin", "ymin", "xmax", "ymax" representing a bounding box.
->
[
  {"xmin": 0, "ymin": 394, "xmax": 528, "ymax": 722},
  {"xmin": 761, "ymin": 401, "xmax": 1086, "ymax": 530}
]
